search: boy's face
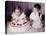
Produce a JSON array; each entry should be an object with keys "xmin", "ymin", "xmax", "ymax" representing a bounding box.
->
[
  {"xmin": 15, "ymin": 9, "xmax": 21, "ymax": 16},
  {"xmin": 33, "ymin": 7, "xmax": 38, "ymax": 12},
  {"xmin": 33, "ymin": 7, "xmax": 40, "ymax": 12}
]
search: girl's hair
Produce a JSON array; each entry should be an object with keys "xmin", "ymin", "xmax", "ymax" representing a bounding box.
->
[
  {"xmin": 7, "ymin": 6, "xmax": 23, "ymax": 22},
  {"xmin": 12, "ymin": 5, "xmax": 22, "ymax": 13},
  {"xmin": 34, "ymin": 3, "xmax": 41, "ymax": 10}
]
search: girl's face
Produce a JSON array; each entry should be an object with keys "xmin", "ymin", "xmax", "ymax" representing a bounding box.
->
[{"xmin": 15, "ymin": 9, "xmax": 21, "ymax": 16}]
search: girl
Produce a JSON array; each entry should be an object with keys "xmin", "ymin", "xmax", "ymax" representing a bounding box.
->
[{"xmin": 7, "ymin": 6, "xmax": 31, "ymax": 33}]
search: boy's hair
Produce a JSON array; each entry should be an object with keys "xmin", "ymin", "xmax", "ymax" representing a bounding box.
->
[{"xmin": 34, "ymin": 4, "xmax": 41, "ymax": 10}]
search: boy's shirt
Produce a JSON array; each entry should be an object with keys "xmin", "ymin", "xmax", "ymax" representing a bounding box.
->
[{"xmin": 30, "ymin": 11, "xmax": 43, "ymax": 29}]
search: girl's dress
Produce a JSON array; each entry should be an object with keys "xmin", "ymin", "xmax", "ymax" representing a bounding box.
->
[{"xmin": 7, "ymin": 12, "xmax": 31, "ymax": 33}]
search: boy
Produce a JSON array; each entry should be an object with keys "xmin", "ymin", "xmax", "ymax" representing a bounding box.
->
[{"xmin": 30, "ymin": 4, "xmax": 43, "ymax": 32}]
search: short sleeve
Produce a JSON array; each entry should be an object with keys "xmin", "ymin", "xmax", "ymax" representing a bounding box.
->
[{"xmin": 30, "ymin": 12, "xmax": 35, "ymax": 20}]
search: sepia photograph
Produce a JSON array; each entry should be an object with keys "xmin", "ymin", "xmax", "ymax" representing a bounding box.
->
[{"xmin": 5, "ymin": 1, "xmax": 45, "ymax": 34}]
